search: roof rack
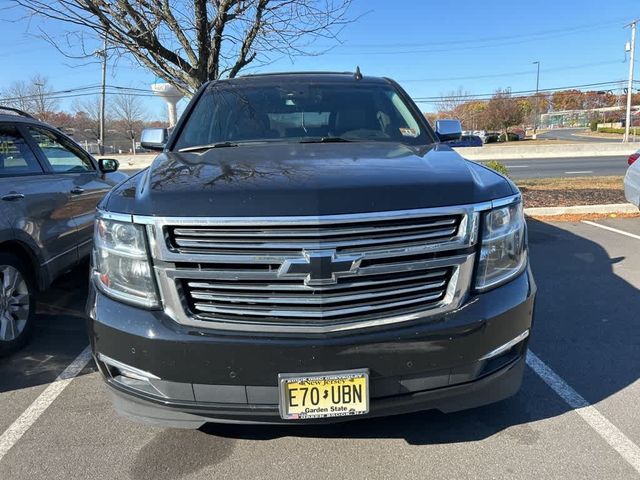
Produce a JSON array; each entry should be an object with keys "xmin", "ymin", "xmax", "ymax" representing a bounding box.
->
[
  {"xmin": 0, "ymin": 106, "xmax": 36, "ymax": 120},
  {"xmin": 239, "ymin": 71, "xmax": 354, "ymax": 78}
]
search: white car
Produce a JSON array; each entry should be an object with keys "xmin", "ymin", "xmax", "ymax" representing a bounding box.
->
[{"xmin": 624, "ymin": 150, "xmax": 640, "ymax": 208}]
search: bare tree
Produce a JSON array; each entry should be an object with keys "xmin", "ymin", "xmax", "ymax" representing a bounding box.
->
[
  {"xmin": 13, "ymin": 0, "xmax": 354, "ymax": 95},
  {"xmin": 71, "ymin": 97, "xmax": 107, "ymax": 142},
  {"xmin": 435, "ymin": 87, "xmax": 486, "ymax": 130},
  {"xmin": 1, "ymin": 80, "xmax": 32, "ymax": 112},
  {"xmin": 30, "ymin": 74, "xmax": 59, "ymax": 121},
  {"xmin": 0, "ymin": 75, "xmax": 59, "ymax": 120},
  {"xmin": 112, "ymin": 94, "xmax": 147, "ymax": 154},
  {"xmin": 435, "ymin": 87, "xmax": 471, "ymax": 116}
]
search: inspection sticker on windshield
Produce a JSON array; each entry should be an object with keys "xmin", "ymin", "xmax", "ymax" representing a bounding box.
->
[
  {"xmin": 399, "ymin": 127, "xmax": 418, "ymax": 137},
  {"xmin": 279, "ymin": 369, "xmax": 369, "ymax": 420}
]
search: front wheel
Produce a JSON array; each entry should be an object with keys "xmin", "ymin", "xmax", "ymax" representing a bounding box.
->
[{"xmin": 0, "ymin": 253, "xmax": 35, "ymax": 356}]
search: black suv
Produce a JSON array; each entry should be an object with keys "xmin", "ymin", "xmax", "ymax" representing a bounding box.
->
[
  {"xmin": 0, "ymin": 107, "xmax": 124, "ymax": 354},
  {"xmin": 87, "ymin": 73, "xmax": 535, "ymax": 426}
]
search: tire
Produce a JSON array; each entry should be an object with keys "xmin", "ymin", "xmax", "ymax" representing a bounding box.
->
[{"xmin": 0, "ymin": 252, "xmax": 36, "ymax": 356}]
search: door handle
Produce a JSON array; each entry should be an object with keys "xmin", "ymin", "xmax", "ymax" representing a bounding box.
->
[
  {"xmin": 70, "ymin": 187, "xmax": 85, "ymax": 195},
  {"xmin": 1, "ymin": 193, "xmax": 24, "ymax": 201}
]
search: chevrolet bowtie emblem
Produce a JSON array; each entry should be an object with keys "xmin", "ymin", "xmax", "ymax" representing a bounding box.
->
[{"xmin": 278, "ymin": 250, "xmax": 363, "ymax": 286}]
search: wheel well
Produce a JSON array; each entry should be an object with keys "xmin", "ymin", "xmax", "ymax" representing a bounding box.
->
[{"xmin": 0, "ymin": 240, "xmax": 41, "ymax": 289}]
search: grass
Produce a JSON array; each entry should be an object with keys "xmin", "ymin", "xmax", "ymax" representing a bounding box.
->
[
  {"xmin": 516, "ymin": 176, "xmax": 624, "ymax": 190},
  {"xmin": 597, "ymin": 127, "xmax": 626, "ymax": 134}
]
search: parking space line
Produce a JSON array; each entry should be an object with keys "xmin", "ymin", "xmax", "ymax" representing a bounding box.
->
[
  {"xmin": 565, "ymin": 171, "xmax": 593, "ymax": 174},
  {"xmin": 0, "ymin": 346, "xmax": 92, "ymax": 463},
  {"xmin": 582, "ymin": 221, "xmax": 640, "ymax": 241},
  {"xmin": 527, "ymin": 350, "xmax": 640, "ymax": 474}
]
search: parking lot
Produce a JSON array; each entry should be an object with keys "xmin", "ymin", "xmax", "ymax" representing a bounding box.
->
[{"xmin": 0, "ymin": 217, "xmax": 639, "ymax": 479}]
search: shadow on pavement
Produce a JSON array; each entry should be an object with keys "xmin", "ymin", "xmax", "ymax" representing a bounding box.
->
[
  {"xmin": 199, "ymin": 218, "xmax": 640, "ymax": 444},
  {"xmin": 0, "ymin": 261, "xmax": 94, "ymax": 393}
]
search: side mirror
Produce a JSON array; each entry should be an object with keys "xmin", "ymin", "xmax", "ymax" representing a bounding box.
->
[
  {"xmin": 140, "ymin": 128, "xmax": 168, "ymax": 151},
  {"xmin": 435, "ymin": 119, "xmax": 463, "ymax": 142},
  {"xmin": 98, "ymin": 158, "xmax": 119, "ymax": 173}
]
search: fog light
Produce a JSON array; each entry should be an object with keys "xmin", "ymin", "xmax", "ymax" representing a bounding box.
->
[
  {"xmin": 97, "ymin": 353, "xmax": 167, "ymax": 398},
  {"xmin": 479, "ymin": 330, "xmax": 529, "ymax": 361},
  {"xmin": 98, "ymin": 353, "xmax": 160, "ymax": 381}
]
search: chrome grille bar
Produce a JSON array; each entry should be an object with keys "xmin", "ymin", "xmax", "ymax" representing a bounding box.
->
[
  {"xmin": 188, "ymin": 280, "xmax": 447, "ymax": 305},
  {"xmin": 172, "ymin": 228, "xmax": 459, "ymax": 251},
  {"xmin": 185, "ymin": 269, "xmax": 449, "ymax": 292},
  {"xmin": 170, "ymin": 215, "xmax": 461, "ymax": 254},
  {"xmin": 193, "ymin": 291, "xmax": 446, "ymax": 319}
]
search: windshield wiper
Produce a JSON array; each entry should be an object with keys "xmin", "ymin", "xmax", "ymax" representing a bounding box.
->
[
  {"xmin": 178, "ymin": 142, "xmax": 238, "ymax": 152},
  {"xmin": 299, "ymin": 137, "xmax": 354, "ymax": 144}
]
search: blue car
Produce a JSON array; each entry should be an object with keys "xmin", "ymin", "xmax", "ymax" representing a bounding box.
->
[{"xmin": 446, "ymin": 134, "xmax": 483, "ymax": 147}]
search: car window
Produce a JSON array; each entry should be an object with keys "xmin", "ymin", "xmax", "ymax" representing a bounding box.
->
[
  {"xmin": 174, "ymin": 82, "xmax": 431, "ymax": 150},
  {"xmin": 28, "ymin": 127, "xmax": 95, "ymax": 173},
  {"xmin": 0, "ymin": 124, "xmax": 43, "ymax": 176}
]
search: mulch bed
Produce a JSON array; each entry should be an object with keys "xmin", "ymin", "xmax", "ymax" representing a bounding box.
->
[
  {"xmin": 526, "ymin": 212, "xmax": 640, "ymax": 222},
  {"xmin": 520, "ymin": 187, "xmax": 627, "ymax": 208}
]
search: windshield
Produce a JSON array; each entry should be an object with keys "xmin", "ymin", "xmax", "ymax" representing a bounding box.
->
[{"xmin": 173, "ymin": 81, "xmax": 432, "ymax": 150}]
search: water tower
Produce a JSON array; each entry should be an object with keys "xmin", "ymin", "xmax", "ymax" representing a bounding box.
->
[{"xmin": 151, "ymin": 82, "xmax": 184, "ymax": 127}]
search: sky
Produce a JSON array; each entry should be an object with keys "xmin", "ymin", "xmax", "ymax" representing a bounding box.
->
[{"xmin": 0, "ymin": 0, "xmax": 639, "ymax": 118}]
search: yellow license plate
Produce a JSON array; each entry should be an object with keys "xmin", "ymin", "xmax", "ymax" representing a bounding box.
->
[{"xmin": 278, "ymin": 370, "xmax": 369, "ymax": 420}]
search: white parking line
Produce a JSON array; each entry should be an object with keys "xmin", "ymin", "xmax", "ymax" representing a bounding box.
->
[
  {"xmin": 527, "ymin": 350, "xmax": 640, "ymax": 474},
  {"xmin": 0, "ymin": 346, "xmax": 92, "ymax": 463},
  {"xmin": 565, "ymin": 171, "xmax": 593, "ymax": 174},
  {"xmin": 582, "ymin": 220, "xmax": 640, "ymax": 241},
  {"xmin": 505, "ymin": 165, "xmax": 530, "ymax": 168}
]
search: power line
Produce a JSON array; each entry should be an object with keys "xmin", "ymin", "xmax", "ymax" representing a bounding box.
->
[
  {"xmin": 2, "ymin": 80, "xmax": 636, "ymax": 108},
  {"xmin": 413, "ymin": 81, "xmax": 629, "ymax": 103},
  {"xmin": 0, "ymin": 84, "xmax": 158, "ymax": 103},
  {"xmin": 330, "ymin": 20, "xmax": 630, "ymax": 56},
  {"xmin": 322, "ymin": 17, "xmax": 628, "ymax": 50},
  {"xmin": 398, "ymin": 60, "xmax": 624, "ymax": 84}
]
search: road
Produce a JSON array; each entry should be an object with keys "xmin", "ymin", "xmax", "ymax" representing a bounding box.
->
[
  {"xmin": 1, "ymin": 217, "xmax": 640, "ymax": 479},
  {"xmin": 480, "ymin": 155, "xmax": 629, "ymax": 179},
  {"xmin": 537, "ymin": 128, "xmax": 622, "ymax": 143}
]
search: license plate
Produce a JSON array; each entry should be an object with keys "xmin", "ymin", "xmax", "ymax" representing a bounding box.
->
[{"xmin": 278, "ymin": 369, "xmax": 369, "ymax": 420}]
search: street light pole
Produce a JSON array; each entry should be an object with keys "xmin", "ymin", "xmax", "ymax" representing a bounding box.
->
[
  {"xmin": 533, "ymin": 61, "xmax": 540, "ymax": 138},
  {"xmin": 624, "ymin": 19, "xmax": 638, "ymax": 143}
]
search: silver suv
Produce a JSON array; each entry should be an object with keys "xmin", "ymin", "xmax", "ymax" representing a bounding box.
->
[{"xmin": 0, "ymin": 106, "xmax": 125, "ymax": 354}]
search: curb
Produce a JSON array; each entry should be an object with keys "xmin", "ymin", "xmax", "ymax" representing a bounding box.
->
[{"xmin": 524, "ymin": 203, "xmax": 638, "ymax": 216}]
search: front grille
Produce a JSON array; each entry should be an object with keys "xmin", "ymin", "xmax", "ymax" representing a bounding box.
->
[
  {"xmin": 167, "ymin": 214, "xmax": 463, "ymax": 255},
  {"xmin": 146, "ymin": 207, "xmax": 480, "ymax": 333},
  {"xmin": 181, "ymin": 267, "xmax": 452, "ymax": 324}
]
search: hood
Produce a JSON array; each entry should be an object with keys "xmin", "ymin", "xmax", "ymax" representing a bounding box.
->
[{"xmin": 104, "ymin": 142, "xmax": 515, "ymax": 217}]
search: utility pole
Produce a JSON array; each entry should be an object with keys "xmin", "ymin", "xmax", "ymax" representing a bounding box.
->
[
  {"xmin": 34, "ymin": 80, "xmax": 44, "ymax": 119},
  {"xmin": 624, "ymin": 19, "xmax": 638, "ymax": 143},
  {"xmin": 533, "ymin": 61, "xmax": 540, "ymax": 138},
  {"xmin": 98, "ymin": 30, "xmax": 108, "ymax": 155}
]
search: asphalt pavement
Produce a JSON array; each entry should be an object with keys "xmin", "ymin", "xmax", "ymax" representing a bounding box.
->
[
  {"xmin": 1, "ymin": 217, "xmax": 640, "ymax": 479},
  {"xmin": 479, "ymin": 155, "xmax": 629, "ymax": 179},
  {"xmin": 537, "ymin": 128, "xmax": 623, "ymax": 143}
]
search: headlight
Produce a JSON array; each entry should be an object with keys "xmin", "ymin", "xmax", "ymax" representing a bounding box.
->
[
  {"xmin": 92, "ymin": 215, "xmax": 159, "ymax": 308},
  {"xmin": 475, "ymin": 201, "xmax": 527, "ymax": 290}
]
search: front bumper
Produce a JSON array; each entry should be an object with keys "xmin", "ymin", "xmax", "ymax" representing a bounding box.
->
[{"xmin": 86, "ymin": 266, "xmax": 536, "ymax": 427}]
